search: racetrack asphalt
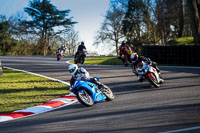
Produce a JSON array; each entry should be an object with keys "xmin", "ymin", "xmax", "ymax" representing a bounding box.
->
[{"xmin": 0, "ymin": 56, "xmax": 200, "ymax": 133}]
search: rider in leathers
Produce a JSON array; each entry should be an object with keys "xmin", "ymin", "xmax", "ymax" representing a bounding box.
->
[
  {"xmin": 130, "ymin": 53, "xmax": 161, "ymax": 82},
  {"xmin": 75, "ymin": 41, "xmax": 86, "ymax": 58},
  {"xmin": 118, "ymin": 41, "xmax": 133, "ymax": 64},
  {"xmin": 68, "ymin": 64, "xmax": 104, "ymax": 89}
]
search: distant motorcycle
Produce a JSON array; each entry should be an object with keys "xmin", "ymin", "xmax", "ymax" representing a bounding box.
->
[
  {"xmin": 56, "ymin": 48, "xmax": 65, "ymax": 61},
  {"xmin": 70, "ymin": 76, "xmax": 114, "ymax": 107},
  {"xmin": 134, "ymin": 61, "xmax": 164, "ymax": 87},
  {"xmin": 74, "ymin": 49, "xmax": 87, "ymax": 64},
  {"xmin": 118, "ymin": 47, "xmax": 133, "ymax": 66}
]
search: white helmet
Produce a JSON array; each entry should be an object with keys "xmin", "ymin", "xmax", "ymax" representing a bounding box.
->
[
  {"xmin": 68, "ymin": 64, "xmax": 78, "ymax": 76},
  {"xmin": 130, "ymin": 53, "xmax": 138, "ymax": 62}
]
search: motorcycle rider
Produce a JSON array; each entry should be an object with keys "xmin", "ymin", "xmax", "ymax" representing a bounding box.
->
[
  {"xmin": 118, "ymin": 41, "xmax": 133, "ymax": 65},
  {"xmin": 75, "ymin": 41, "xmax": 86, "ymax": 58},
  {"xmin": 68, "ymin": 64, "xmax": 105, "ymax": 89},
  {"xmin": 57, "ymin": 44, "xmax": 66, "ymax": 55},
  {"xmin": 130, "ymin": 53, "xmax": 161, "ymax": 82}
]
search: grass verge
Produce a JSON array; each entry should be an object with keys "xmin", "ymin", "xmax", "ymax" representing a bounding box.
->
[
  {"xmin": 168, "ymin": 37, "xmax": 194, "ymax": 45},
  {"xmin": 0, "ymin": 68, "xmax": 69, "ymax": 113},
  {"xmin": 70, "ymin": 56, "xmax": 124, "ymax": 65}
]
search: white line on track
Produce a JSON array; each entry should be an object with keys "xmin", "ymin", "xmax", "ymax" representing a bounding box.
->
[
  {"xmin": 3, "ymin": 66, "xmax": 70, "ymax": 85},
  {"xmin": 160, "ymin": 126, "xmax": 200, "ymax": 133}
]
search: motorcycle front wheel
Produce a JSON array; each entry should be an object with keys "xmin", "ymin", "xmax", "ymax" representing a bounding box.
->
[
  {"xmin": 101, "ymin": 85, "xmax": 114, "ymax": 101},
  {"xmin": 80, "ymin": 56, "xmax": 85, "ymax": 64},
  {"xmin": 57, "ymin": 55, "xmax": 61, "ymax": 61},
  {"xmin": 74, "ymin": 58, "xmax": 77, "ymax": 64},
  {"xmin": 76, "ymin": 89, "xmax": 94, "ymax": 107},
  {"xmin": 148, "ymin": 73, "xmax": 160, "ymax": 88}
]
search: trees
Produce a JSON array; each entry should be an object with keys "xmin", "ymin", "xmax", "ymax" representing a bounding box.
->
[
  {"xmin": 94, "ymin": 5, "xmax": 125, "ymax": 55},
  {"xmin": 187, "ymin": 0, "xmax": 200, "ymax": 45},
  {"xmin": 0, "ymin": 15, "xmax": 10, "ymax": 54},
  {"xmin": 0, "ymin": 15, "xmax": 18, "ymax": 55},
  {"xmin": 59, "ymin": 28, "xmax": 79, "ymax": 56},
  {"xmin": 23, "ymin": 0, "xmax": 76, "ymax": 55},
  {"xmin": 178, "ymin": 0, "xmax": 185, "ymax": 37}
]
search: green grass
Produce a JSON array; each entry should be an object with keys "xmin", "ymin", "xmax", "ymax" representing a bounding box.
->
[
  {"xmin": 0, "ymin": 68, "xmax": 69, "ymax": 113},
  {"xmin": 168, "ymin": 37, "xmax": 194, "ymax": 45},
  {"xmin": 70, "ymin": 56, "xmax": 124, "ymax": 65}
]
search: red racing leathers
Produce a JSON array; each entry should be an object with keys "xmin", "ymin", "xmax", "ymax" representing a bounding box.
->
[{"xmin": 118, "ymin": 44, "xmax": 134, "ymax": 64}]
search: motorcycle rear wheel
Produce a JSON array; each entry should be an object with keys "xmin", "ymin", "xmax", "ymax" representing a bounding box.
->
[
  {"xmin": 148, "ymin": 73, "xmax": 160, "ymax": 88},
  {"xmin": 76, "ymin": 89, "xmax": 94, "ymax": 107}
]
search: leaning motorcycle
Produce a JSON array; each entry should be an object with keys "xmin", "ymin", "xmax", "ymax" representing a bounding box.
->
[
  {"xmin": 56, "ymin": 48, "xmax": 65, "ymax": 61},
  {"xmin": 134, "ymin": 61, "xmax": 164, "ymax": 87},
  {"xmin": 70, "ymin": 76, "xmax": 114, "ymax": 107},
  {"xmin": 74, "ymin": 49, "xmax": 87, "ymax": 64}
]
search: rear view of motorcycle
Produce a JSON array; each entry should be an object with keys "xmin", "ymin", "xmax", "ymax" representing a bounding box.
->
[
  {"xmin": 74, "ymin": 49, "xmax": 87, "ymax": 64},
  {"xmin": 133, "ymin": 61, "xmax": 164, "ymax": 87}
]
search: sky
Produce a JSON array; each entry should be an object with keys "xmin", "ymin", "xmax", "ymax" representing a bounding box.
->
[{"xmin": 0, "ymin": 0, "xmax": 111, "ymax": 55}]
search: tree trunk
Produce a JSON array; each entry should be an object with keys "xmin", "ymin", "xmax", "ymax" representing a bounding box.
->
[
  {"xmin": 178, "ymin": 0, "xmax": 185, "ymax": 37},
  {"xmin": 187, "ymin": 0, "xmax": 200, "ymax": 45},
  {"xmin": 115, "ymin": 40, "xmax": 119, "ymax": 56}
]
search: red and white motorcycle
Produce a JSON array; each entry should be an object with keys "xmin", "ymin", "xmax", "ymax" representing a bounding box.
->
[
  {"xmin": 56, "ymin": 48, "xmax": 65, "ymax": 61},
  {"xmin": 134, "ymin": 61, "xmax": 164, "ymax": 87}
]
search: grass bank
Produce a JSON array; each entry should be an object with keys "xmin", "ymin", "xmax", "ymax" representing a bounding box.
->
[
  {"xmin": 0, "ymin": 68, "xmax": 69, "ymax": 113},
  {"xmin": 70, "ymin": 56, "xmax": 124, "ymax": 65},
  {"xmin": 168, "ymin": 37, "xmax": 194, "ymax": 45}
]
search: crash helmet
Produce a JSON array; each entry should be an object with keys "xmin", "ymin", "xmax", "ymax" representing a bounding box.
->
[
  {"xmin": 68, "ymin": 64, "xmax": 78, "ymax": 76},
  {"xmin": 130, "ymin": 53, "xmax": 138, "ymax": 62},
  {"xmin": 81, "ymin": 41, "xmax": 84, "ymax": 46},
  {"xmin": 121, "ymin": 41, "xmax": 125, "ymax": 46}
]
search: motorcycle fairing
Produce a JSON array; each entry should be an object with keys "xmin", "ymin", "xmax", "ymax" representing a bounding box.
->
[
  {"xmin": 71, "ymin": 80, "xmax": 106, "ymax": 102},
  {"xmin": 137, "ymin": 63, "xmax": 160, "ymax": 83}
]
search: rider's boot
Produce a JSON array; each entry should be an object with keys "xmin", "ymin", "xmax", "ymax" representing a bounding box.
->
[{"xmin": 137, "ymin": 75, "xmax": 144, "ymax": 82}]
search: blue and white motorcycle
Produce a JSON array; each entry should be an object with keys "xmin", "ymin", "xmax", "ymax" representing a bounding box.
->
[{"xmin": 70, "ymin": 77, "xmax": 114, "ymax": 107}]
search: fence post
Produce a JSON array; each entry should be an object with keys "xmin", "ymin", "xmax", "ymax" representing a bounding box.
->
[{"xmin": 0, "ymin": 59, "xmax": 2, "ymax": 77}]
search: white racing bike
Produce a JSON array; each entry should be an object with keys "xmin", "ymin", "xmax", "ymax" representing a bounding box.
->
[{"xmin": 135, "ymin": 61, "xmax": 164, "ymax": 87}]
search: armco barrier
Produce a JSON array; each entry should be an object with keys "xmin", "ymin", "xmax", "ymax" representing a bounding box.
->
[{"xmin": 142, "ymin": 45, "xmax": 200, "ymax": 66}]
